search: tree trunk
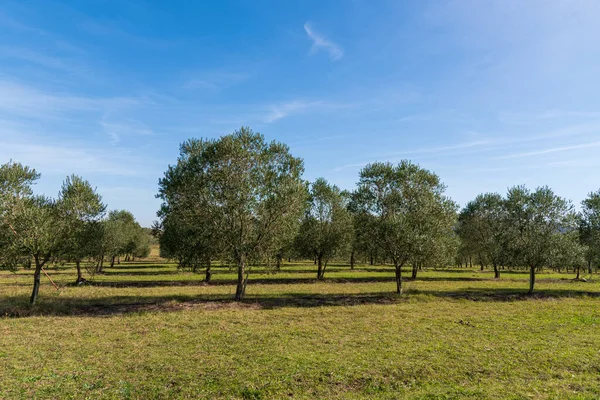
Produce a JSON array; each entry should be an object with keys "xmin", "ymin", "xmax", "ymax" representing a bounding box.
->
[
  {"xmin": 317, "ymin": 255, "xmax": 324, "ymax": 279},
  {"xmin": 588, "ymin": 260, "xmax": 592, "ymax": 274},
  {"xmin": 30, "ymin": 256, "xmax": 43, "ymax": 305},
  {"xmin": 97, "ymin": 254, "xmax": 104, "ymax": 273},
  {"xmin": 395, "ymin": 261, "xmax": 403, "ymax": 294},
  {"xmin": 314, "ymin": 256, "xmax": 317, "ymax": 265},
  {"xmin": 275, "ymin": 254, "xmax": 282, "ymax": 271},
  {"xmin": 493, "ymin": 263, "xmax": 500, "ymax": 279},
  {"xmin": 576, "ymin": 264, "xmax": 581, "ymax": 280},
  {"xmin": 75, "ymin": 261, "xmax": 85, "ymax": 283},
  {"xmin": 350, "ymin": 250, "xmax": 355, "ymax": 270},
  {"xmin": 110, "ymin": 256, "xmax": 115, "ymax": 268},
  {"xmin": 235, "ymin": 256, "xmax": 247, "ymax": 301},
  {"xmin": 411, "ymin": 263, "xmax": 418, "ymax": 280},
  {"xmin": 370, "ymin": 254, "xmax": 374, "ymax": 266},
  {"xmin": 469, "ymin": 256, "xmax": 472, "ymax": 269},
  {"xmin": 528, "ymin": 266, "xmax": 536, "ymax": 295},
  {"xmin": 205, "ymin": 261, "xmax": 212, "ymax": 283}
]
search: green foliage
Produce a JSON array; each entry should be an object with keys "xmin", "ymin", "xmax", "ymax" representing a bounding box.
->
[
  {"xmin": 295, "ymin": 178, "xmax": 352, "ymax": 278},
  {"xmin": 354, "ymin": 160, "xmax": 458, "ymax": 293},
  {"xmin": 57, "ymin": 175, "xmax": 106, "ymax": 282},
  {"xmin": 580, "ymin": 190, "xmax": 600, "ymax": 268},
  {"xmin": 157, "ymin": 127, "xmax": 307, "ymax": 300},
  {"xmin": 457, "ymin": 193, "xmax": 507, "ymax": 277},
  {"xmin": 503, "ymin": 186, "xmax": 579, "ymax": 293}
]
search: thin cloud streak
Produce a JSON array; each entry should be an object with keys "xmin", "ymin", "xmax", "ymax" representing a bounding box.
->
[
  {"xmin": 0, "ymin": 138, "xmax": 161, "ymax": 178},
  {"xmin": 264, "ymin": 100, "xmax": 350, "ymax": 123},
  {"xmin": 496, "ymin": 141, "xmax": 600, "ymax": 160},
  {"xmin": 304, "ymin": 22, "xmax": 344, "ymax": 61}
]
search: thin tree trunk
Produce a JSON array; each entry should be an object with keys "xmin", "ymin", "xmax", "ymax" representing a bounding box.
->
[
  {"xmin": 370, "ymin": 254, "xmax": 374, "ymax": 266},
  {"xmin": 576, "ymin": 265, "xmax": 581, "ymax": 280},
  {"xmin": 97, "ymin": 253, "xmax": 104, "ymax": 273},
  {"xmin": 350, "ymin": 250, "xmax": 355, "ymax": 270},
  {"xmin": 235, "ymin": 256, "xmax": 247, "ymax": 301},
  {"xmin": 589, "ymin": 260, "xmax": 593, "ymax": 274},
  {"xmin": 411, "ymin": 263, "xmax": 418, "ymax": 280},
  {"xmin": 110, "ymin": 256, "xmax": 115, "ymax": 268},
  {"xmin": 30, "ymin": 256, "xmax": 43, "ymax": 305},
  {"xmin": 317, "ymin": 255, "xmax": 324, "ymax": 279},
  {"xmin": 493, "ymin": 263, "xmax": 500, "ymax": 279},
  {"xmin": 205, "ymin": 260, "xmax": 212, "ymax": 283},
  {"xmin": 75, "ymin": 261, "xmax": 84, "ymax": 283},
  {"xmin": 395, "ymin": 261, "xmax": 403, "ymax": 294},
  {"xmin": 275, "ymin": 254, "xmax": 282, "ymax": 271},
  {"xmin": 528, "ymin": 266, "xmax": 536, "ymax": 295}
]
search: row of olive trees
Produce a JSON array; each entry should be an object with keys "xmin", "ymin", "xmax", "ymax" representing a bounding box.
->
[
  {"xmin": 0, "ymin": 161, "xmax": 150, "ymax": 304},
  {"xmin": 155, "ymin": 128, "xmax": 458, "ymax": 299},
  {"xmin": 457, "ymin": 187, "xmax": 600, "ymax": 293},
  {"xmin": 156, "ymin": 127, "xmax": 600, "ymax": 300}
]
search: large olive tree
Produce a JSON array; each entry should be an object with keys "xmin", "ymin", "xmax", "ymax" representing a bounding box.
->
[
  {"xmin": 0, "ymin": 161, "xmax": 63, "ymax": 304},
  {"xmin": 354, "ymin": 161, "xmax": 457, "ymax": 294},
  {"xmin": 158, "ymin": 127, "xmax": 307, "ymax": 300}
]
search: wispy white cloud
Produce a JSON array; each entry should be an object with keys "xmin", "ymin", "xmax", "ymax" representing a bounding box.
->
[
  {"xmin": 0, "ymin": 138, "xmax": 158, "ymax": 177},
  {"xmin": 78, "ymin": 19, "xmax": 174, "ymax": 48},
  {"xmin": 333, "ymin": 140, "xmax": 493, "ymax": 171},
  {"xmin": 0, "ymin": 80, "xmax": 147, "ymax": 120},
  {"xmin": 496, "ymin": 141, "xmax": 600, "ymax": 160},
  {"xmin": 304, "ymin": 22, "xmax": 344, "ymax": 61},
  {"xmin": 100, "ymin": 118, "xmax": 154, "ymax": 145},
  {"xmin": 264, "ymin": 100, "xmax": 349, "ymax": 123}
]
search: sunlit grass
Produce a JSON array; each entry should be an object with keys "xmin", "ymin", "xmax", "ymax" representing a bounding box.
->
[{"xmin": 1, "ymin": 260, "xmax": 599, "ymax": 399}]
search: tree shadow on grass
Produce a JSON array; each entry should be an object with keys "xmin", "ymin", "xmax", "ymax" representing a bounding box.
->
[
  {"xmin": 70, "ymin": 275, "xmax": 489, "ymax": 288},
  {"xmin": 4, "ymin": 274, "xmax": 575, "ymax": 288},
  {"xmin": 410, "ymin": 287, "xmax": 600, "ymax": 302},
  {"xmin": 2, "ymin": 286, "xmax": 600, "ymax": 318}
]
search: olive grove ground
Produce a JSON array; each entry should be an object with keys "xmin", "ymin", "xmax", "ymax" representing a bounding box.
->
[{"xmin": 0, "ymin": 256, "xmax": 599, "ymax": 399}]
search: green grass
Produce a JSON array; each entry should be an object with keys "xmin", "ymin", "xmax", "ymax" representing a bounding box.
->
[{"xmin": 1, "ymin": 260, "xmax": 600, "ymax": 399}]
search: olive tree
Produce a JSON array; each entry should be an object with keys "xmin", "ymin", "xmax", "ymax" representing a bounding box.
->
[
  {"xmin": 580, "ymin": 190, "xmax": 600, "ymax": 273},
  {"xmin": 158, "ymin": 127, "xmax": 306, "ymax": 300},
  {"xmin": 0, "ymin": 162, "xmax": 63, "ymax": 304},
  {"xmin": 295, "ymin": 178, "xmax": 352, "ymax": 279},
  {"xmin": 354, "ymin": 161, "xmax": 457, "ymax": 294},
  {"xmin": 457, "ymin": 193, "xmax": 507, "ymax": 278},
  {"xmin": 57, "ymin": 175, "xmax": 106, "ymax": 283},
  {"xmin": 503, "ymin": 186, "xmax": 578, "ymax": 294},
  {"xmin": 154, "ymin": 208, "xmax": 217, "ymax": 282}
]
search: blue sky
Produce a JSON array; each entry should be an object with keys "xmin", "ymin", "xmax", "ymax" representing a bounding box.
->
[{"xmin": 2, "ymin": 0, "xmax": 599, "ymax": 226}]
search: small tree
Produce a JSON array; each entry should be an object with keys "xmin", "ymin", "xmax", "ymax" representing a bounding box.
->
[
  {"xmin": 457, "ymin": 193, "xmax": 507, "ymax": 278},
  {"xmin": 504, "ymin": 186, "xmax": 577, "ymax": 294},
  {"xmin": 354, "ymin": 161, "xmax": 457, "ymax": 294},
  {"xmin": 57, "ymin": 175, "xmax": 106, "ymax": 283},
  {"xmin": 580, "ymin": 190, "xmax": 600, "ymax": 273},
  {"xmin": 295, "ymin": 178, "xmax": 352, "ymax": 279}
]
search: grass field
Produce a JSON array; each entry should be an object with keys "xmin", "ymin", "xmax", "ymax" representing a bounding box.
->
[{"xmin": 1, "ymin": 256, "xmax": 600, "ymax": 399}]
